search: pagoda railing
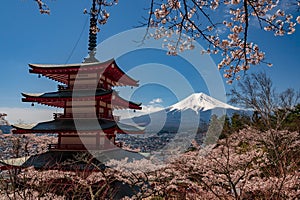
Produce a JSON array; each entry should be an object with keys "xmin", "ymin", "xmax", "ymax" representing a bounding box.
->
[
  {"xmin": 48, "ymin": 143, "xmax": 120, "ymax": 150},
  {"xmin": 53, "ymin": 113, "xmax": 117, "ymax": 121},
  {"xmin": 67, "ymin": 83, "xmax": 110, "ymax": 90}
]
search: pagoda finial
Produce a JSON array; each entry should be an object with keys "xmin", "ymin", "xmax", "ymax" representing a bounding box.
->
[{"xmin": 84, "ymin": 0, "xmax": 99, "ymax": 63}]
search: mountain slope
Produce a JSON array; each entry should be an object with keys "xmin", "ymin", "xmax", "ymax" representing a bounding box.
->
[{"xmin": 121, "ymin": 93, "xmax": 248, "ymax": 133}]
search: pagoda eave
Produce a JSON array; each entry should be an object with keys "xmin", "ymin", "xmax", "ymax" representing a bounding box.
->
[
  {"xmin": 12, "ymin": 128, "xmax": 143, "ymax": 135},
  {"xmin": 12, "ymin": 118, "xmax": 145, "ymax": 135},
  {"xmin": 29, "ymin": 59, "xmax": 139, "ymax": 87},
  {"xmin": 12, "ymin": 129, "xmax": 117, "ymax": 135},
  {"xmin": 22, "ymin": 92, "xmax": 142, "ymax": 110}
]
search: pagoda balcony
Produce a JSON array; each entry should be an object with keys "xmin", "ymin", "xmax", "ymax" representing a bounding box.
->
[
  {"xmin": 64, "ymin": 83, "xmax": 111, "ymax": 90},
  {"xmin": 53, "ymin": 113, "xmax": 116, "ymax": 121},
  {"xmin": 48, "ymin": 144, "xmax": 92, "ymax": 150}
]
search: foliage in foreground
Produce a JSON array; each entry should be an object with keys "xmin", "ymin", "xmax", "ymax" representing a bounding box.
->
[{"xmin": 1, "ymin": 128, "xmax": 299, "ymax": 199}]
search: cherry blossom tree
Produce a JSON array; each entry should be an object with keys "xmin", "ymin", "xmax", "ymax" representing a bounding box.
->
[
  {"xmin": 34, "ymin": 0, "xmax": 300, "ymax": 83},
  {"xmin": 1, "ymin": 127, "xmax": 299, "ymax": 199},
  {"xmin": 128, "ymin": 128, "xmax": 299, "ymax": 199}
]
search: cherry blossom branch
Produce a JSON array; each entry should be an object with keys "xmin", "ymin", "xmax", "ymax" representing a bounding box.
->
[{"xmin": 144, "ymin": 0, "xmax": 300, "ymax": 83}]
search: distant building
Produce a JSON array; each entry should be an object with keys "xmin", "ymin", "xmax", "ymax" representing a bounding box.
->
[{"xmin": 0, "ymin": 113, "xmax": 12, "ymax": 134}]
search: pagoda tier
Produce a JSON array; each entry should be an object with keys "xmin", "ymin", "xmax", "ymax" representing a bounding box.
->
[
  {"xmin": 29, "ymin": 59, "xmax": 139, "ymax": 89},
  {"xmin": 21, "ymin": 89, "xmax": 142, "ymax": 110},
  {"xmin": 12, "ymin": 118, "xmax": 144, "ymax": 151},
  {"xmin": 12, "ymin": 118, "xmax": 144, "ymax": 134}
]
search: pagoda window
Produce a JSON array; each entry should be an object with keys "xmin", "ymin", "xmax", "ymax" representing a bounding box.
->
[
  {"xmin": 61, "ymin": 136, "xmax": 82, "ymax": 145},
  {"xmin": 81, "ymin": 136, "xmax": 98, "ymax": 146},
  {"xmin": 99, "ymin": 101, "xmax": 106, "ymax": 107},
  {"xmin": 99, "ymin": 108, "xmax": 104, "ymax": 113},
  {"xmin": 60, "ymin": 135, "xmax": 98, "ymax": 147}
]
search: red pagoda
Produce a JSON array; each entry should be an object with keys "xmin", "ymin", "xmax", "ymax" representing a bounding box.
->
[
  {"xmin": 12, "ymin": 1, "xmax": 144, "ymax": 155},
  {"xmin": 13, "ymin": 59, "xmax": 143, "ymax": 151}
]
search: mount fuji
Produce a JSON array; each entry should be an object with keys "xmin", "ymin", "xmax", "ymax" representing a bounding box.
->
[
  {"xmin": 121, "ymin": 93, "xmax": 249, "ymax": 133},
  {"xmin": 169, "ymin": 93, "xmax": 241, "ymax": 113}
]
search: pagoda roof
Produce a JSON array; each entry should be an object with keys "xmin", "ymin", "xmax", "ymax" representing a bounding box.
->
[
  {"xmin": 21, "ymin": 151, "xmax": 105, "ymax": 171},
  {"xmin": 12, "ymin": 118, "xmax": 144, "ymax": 134},
  {"xmin": 22, "ymin": 89, "xmax": 142, "ymax": 110},
  {"xmin": 19, "ymin": 149, "xmax": 146, "ymax": 171},
  {"xmin": 29, "ymin": 59, "xmax": 139, "ymax": 87},
  {"xmin": 0, "ymin": 156, "xmax": 31, "ymax": 169},
  {"xmin": 22, "ymin": 88, "xmax": 111, "ymax": 98}
]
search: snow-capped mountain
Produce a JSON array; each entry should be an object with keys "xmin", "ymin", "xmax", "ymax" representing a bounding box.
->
[
  {"xmin": 121, "ymin": 93, "xmax": 248, "ymax": 133},
  {"xmin": 169, "ymin": 93, "xmax": 240, "ymax": 113}
]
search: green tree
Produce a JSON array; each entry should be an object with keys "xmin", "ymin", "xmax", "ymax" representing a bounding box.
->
[
  {"xmin": 229, "ymin": 72, "xmax": 300, "ymax": 130},
  {"xmin": 281, "ymin": 104, "xmax": 300, "ymax": 132}
]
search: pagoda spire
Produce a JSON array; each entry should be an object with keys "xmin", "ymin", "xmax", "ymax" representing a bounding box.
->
[{"xmin": 85, "ymin": 0, "xmax": 99, "ymax": 63}]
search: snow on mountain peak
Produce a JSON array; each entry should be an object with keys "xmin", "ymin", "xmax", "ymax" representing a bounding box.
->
[{"xmin": 169, "ymin": 93, "xmax": 240, "ymax": 113}]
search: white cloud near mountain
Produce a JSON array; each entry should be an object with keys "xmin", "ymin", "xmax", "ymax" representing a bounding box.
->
[
  {"xmin": 149, "ymin": 98, "xmax": 163, "ymax": 104},
  {"xmin": 115, "ymin": 97, "xmax": 165, "ymax": 120},
  {"xmin": 114, "ymin": 104, "xmax": 164, "ymax": 120}
]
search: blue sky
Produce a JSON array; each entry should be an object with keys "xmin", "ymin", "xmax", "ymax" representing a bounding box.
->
[{"xmin": 0, "ymin": 0, "xmax": 299, "ymax": 123}]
